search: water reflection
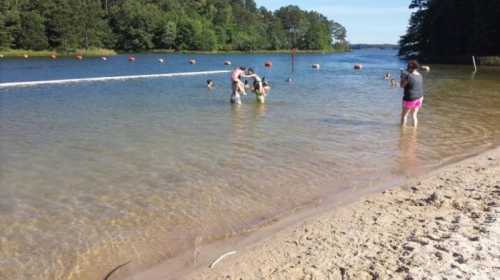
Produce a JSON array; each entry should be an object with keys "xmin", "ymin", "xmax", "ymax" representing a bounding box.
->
[{"xmin": 399, "ymin": 127, "xmax": 419, "ymax": 176}]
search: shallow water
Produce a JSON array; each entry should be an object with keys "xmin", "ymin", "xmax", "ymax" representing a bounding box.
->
[{"xmin": 1, "ymin": 50, "xmax": 500, "ymax": 279}]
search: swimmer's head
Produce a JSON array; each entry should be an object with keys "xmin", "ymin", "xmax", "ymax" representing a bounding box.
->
[
  {"xmin": 247, "ymin": 68, "xmax": 255, "ymax": 75},
  {"xmin": 239, "ymin": 66, "xmax": 246, "ymax": 71}
]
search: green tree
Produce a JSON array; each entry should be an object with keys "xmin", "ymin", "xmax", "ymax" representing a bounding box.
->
[
  {"xmin": 155, "ymin": 20, "xmax": 177, "ymax": 49},
  {"xmin": 17, "ymin": 11, "xmax": 49, "ymax": 50},
  {"xmin": 266, "ymin": 19, "xmax": 287, "ymax": 50},
  {"xmin": 109, "ymin": 0, "xmax": 161, "ymax": 50},
  {"xmin": 400, "ymin": 0, "xmax": 500, "ymax": 60},
  {"xmin": 199, "ymin": 25, "xmax": 218, "ymax": 50},
  {"xmin": 0, "ymin": 14, "xmax": 11, "ymax": 49},
  {"xmin": 76, "ymin": 0, "xmax": 110, "ymax": 49},
  {"xmin": 175, "ymin": 19, "xmax": 203, "ymax": 50},
  {"xmin": 0, "ymin": 0, "xmax": 348, "ymax": 52},
  {"xmin": 43, "ymin": 0, "xmax": 81, "ymax": 49}
]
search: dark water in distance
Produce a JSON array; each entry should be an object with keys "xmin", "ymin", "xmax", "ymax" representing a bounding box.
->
[{"xmin": 1, "ymin": 50, "xmax": 500, "ymax": 279}]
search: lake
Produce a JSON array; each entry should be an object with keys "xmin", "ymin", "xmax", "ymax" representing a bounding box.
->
[{"xmin": 1, "ymin": 50, "xmax": 500, "ymax": 279}]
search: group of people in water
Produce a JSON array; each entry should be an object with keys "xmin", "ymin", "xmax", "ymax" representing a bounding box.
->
[
  {"xmin": 207, "ymin": 66, "xmax": 272, "ymax": 105},
  {"xmin": 207, "ymin": 60, "xmax": 425, "ymax": 128}
]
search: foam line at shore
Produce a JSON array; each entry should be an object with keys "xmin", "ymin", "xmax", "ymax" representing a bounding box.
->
[{"xmin": 0, "ymin": 70, "xmax": 231, "ymax": 88}]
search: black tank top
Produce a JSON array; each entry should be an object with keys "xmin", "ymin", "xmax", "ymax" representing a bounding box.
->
[{"xmin": 403, "ymin": 72, "xmax": 424, "ymax": 101}]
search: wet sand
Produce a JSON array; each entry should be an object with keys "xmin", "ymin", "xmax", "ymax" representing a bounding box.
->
[{"xmin": 157, "ymin": 147, "xmax": 500, "ymax": 280}]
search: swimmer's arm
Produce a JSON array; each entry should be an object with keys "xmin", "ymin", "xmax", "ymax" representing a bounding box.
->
[{"xmin": 240, "ymin": 73, "xmax": 255, "ymax": 78}]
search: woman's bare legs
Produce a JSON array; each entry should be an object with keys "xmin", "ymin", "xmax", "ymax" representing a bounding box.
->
[
  {"xmin": 401, "ymin": 106, "xmax": 411, "ymax": 126},
  {"xmin": 411, "ymin": 107, "xmax": 420, "ymax": 127}
]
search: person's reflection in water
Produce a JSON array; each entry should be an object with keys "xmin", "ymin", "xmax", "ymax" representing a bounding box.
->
[
  {"xmin": 225, "ymin": 104, "xmax": 247, "ymax": 171},
  {"xmin": 230, "ymin": 104, "xmax": 246, "ymax": 146},
  {"xmin": 399, "ymin": 127, "xmax": 420, "ymax": 176},
  {"xmin": 254, "ymin": 103, "xmax": 267, "ymax": 119}
]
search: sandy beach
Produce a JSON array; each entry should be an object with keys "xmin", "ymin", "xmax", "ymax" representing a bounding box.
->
[{"xmin": 131, "ymin": 147, "xmax": 500, "ymax": 280}]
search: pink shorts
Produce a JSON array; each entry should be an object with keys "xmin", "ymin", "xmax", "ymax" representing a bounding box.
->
[{"xmin": 403, "ymin": 97, "xmax": 423, "ymax": 110}]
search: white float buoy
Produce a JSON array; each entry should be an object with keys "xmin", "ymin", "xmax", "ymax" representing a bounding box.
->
[
  {"xmin": 312, "ymin": 64, "xmax": 320, "ymax": 69},
  {"xmin": 421, "ymin": 65, "xmax": 430, "ymax": 72},
  {"xmin": 158, "ymin": 58, "xmax": 165, "ymax": 63},
  {"xmin": 224, "ymin": 60, "xmax": 231, "ymax": 65},
  {"xmin": 0, "ymin": 54, "xmax": 4, "ymax": 58},
  {"xmin": 24, "ymin": 54, "xmax": 29, "ymax": 59},
  {"xmin": 101, "ymin": 56, "xmax": 107, "ymax": 61},
  {"xmin": 189, "ymin": 59, "xmax": 197, "ymax": 65},
  {"xmin": 354, "ymin": 64, "xmax": 363, "ymax": 70}
]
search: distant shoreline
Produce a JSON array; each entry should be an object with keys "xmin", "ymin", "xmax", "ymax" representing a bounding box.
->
[
  {"xmin": 0, "ymin": 48, "xmax": 350, "ymax": 58},
  {"xmin": 0, "ymin": 48, "xmax": 117, "ymax": 58}
]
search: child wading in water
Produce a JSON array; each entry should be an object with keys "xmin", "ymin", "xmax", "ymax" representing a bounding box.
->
[
  {"xmin": 253, "ymin": 76, "xmax": 271, "ymax": 104},
  {"xmin": 400, "ymin": 60, "xmax": 425, "ymax": 127}
]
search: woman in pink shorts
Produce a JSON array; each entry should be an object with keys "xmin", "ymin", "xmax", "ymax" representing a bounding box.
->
[{"xmin": 400, "ymin": 60, "xmax": 424, "ymax": 127}]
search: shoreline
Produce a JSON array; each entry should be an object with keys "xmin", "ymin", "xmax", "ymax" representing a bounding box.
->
[
  {"xmin": 0, "ymin": 48, "xmax": 349, "ymax": 59},
  {"xmin": 0, "ymin": 48, "xmax": 117, "ymax": 58},
  {"xmin": 127, "ymin": 147, "xmax": 500, "ymax": 280}
]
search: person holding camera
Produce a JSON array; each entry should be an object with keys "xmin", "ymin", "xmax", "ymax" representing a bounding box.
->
[{"xmin": 400, "ymin": 60, "xmax": 424, "ymax": 127}]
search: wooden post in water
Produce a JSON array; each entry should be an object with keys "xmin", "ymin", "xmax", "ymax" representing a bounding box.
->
[{"xmin": 472, "ymin": 56, "xmax": 478, "ymax": 73}]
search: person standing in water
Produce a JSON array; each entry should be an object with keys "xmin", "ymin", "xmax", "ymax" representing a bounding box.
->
[
  {"xmin": 400, "ymin": 60, "xmax": 424, "ymax": 127},
  {"xmin": 230, "ymin": 67, "xmax": 253, "ymax": 104},
  {"xmin": 252, "ymin": 76, "xmax": 271, "ymax": 104}
]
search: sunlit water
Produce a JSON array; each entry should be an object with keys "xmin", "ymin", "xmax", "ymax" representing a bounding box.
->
[{"xmin": 1, "ymin": 50, "xmax": 500, "ymax": 279}]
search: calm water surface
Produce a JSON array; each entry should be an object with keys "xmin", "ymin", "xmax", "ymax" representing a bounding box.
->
[{"xmin": 1, "ymin": 50, "xmax": 500, "ymax": 279}]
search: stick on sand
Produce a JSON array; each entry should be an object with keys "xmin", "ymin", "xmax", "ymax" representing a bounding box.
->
[{"xmin": 209, "ymin": 251, "xmax": 237, "ymax": 268}]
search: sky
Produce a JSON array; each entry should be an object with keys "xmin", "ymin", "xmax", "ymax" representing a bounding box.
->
[{"xmin": 255, "ymin": 0, "xmax": 412, "ymax": 44}]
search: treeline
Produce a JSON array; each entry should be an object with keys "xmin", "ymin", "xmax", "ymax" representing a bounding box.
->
[
  {"xmin": 399, "ymin": 0, "xmax": 500, "ymax": 62},
  {"xmin": 0, "ymin": 0, "xmax": 348, "ymax": 52}
]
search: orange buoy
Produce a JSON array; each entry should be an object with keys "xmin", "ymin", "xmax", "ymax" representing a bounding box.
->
[
  {"xmin": 128, "ymin": 56, "xmax": 136, "ymax": 62},
  {"xmin": 264, "ymin": 61, "xmax": 272, "ymax": 68},
  {"xmin": 50, "ymin": 54, "xmax": 57, "ymax": 60},
  {"xmin": 76, "ymin": 55, "xmax": 83, "ymax": 60},
  {"xmin": 189, "ymin": 59, "xmax": 197, "ymax": 64},
  {"xmin": 354, "ymin": 64, "xmax": 363, "ymax": 70}
]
